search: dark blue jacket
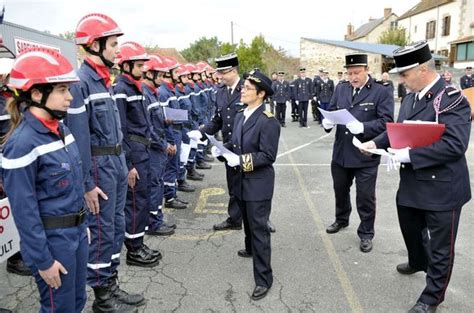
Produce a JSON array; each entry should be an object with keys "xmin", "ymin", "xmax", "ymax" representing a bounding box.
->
[
  {"xmin": 271, "ymin": 80, "xmax": 290, "ymax": 103},
  {"xmin": 65, "ymin": 61, "xmax": 124, "ymax": 192},
  {"xmin": 142, "ymin": 83, "xmax": 170, "ymax": 152},
  {"xmin": 226, "ymin": 105, "xmax": 280, "ymax": 201},
  {"xmin": 460, "ymin": 74, "xmax": 474, "ymax": 89},
  {"xmin": 2, "ymin": 111, "xmax": 85, "ymax": 270},
  {"xmin": 328, "ymin": 77, "xmax": 394, "ymax": 167},
  {"xmin": 314, "ymin": 79, "xmax": 335, "ymax": 103},
  {"xmin": 114, "ymin": 75, "xmax": 151, "ymax": 170},
  {"xmin": 201, "ymin": 79, "xmax": 245, "ymax": 143},
  {"xmin": 374, "ymin": 77, "xmax": 471, "ymax": 211},
  {"xmin": 294, "ymin": 77, "xmax": 313, "ymax": 101}
]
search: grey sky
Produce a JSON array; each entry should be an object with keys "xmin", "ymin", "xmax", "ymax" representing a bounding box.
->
[{"xmin": 2, "ymin": 0, "xmax": 417, "ymax": 56}]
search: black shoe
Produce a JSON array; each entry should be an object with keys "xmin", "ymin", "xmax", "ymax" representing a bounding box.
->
[
  {"xmin": 408, "ymin": 301, "xmax": 437, "ymax": 313},
  {"xmin": 213, "ymin": 220, "xmax": 242, "ymax": 231},
  {"xmin": 326, "ymin": 221, "xmax": 348, "ymax": 234},
  {"xmin": 92, "ymin": 285, "xmax": 138, "ymax": 313},
  {"xmin": 6, "ymin": 254, "xmax": 32, "ymax": 276},
  {"xmin": 165, "ymin": 198, "xmax": 187, "ymax": 209},
  {"xmin": 186, "ymin": 168, "xmax": 204, "ymax": 181},
  {"xmin": 177, "ymin": 180, "xmax": 195, "ymax": 192},
  {"xmin": 267, "ymin": 220, "xmax": 276, "ymax": 233},
  {"xmin": 110, "ymin": 277, "xmax": 145, "ymax": 307},
  {"xmin": 281, "ymin": 123, "xmax": 286, "ymax": 128},
  {"xmin": 163, "ymin": 221, "xmax": 177, "ymax": 229},
  {"xmin": 203, "ymin": 154, "xmax": 214, "ymax": 162},
  {"xmin": 176, "ymin": 197, "xmax": 189, "ymax": 205},
  {"xmin": 196, "ymin": 161, "xmax": 212, "ymax": 169},
  {"xmin": 126, "ymin": 247, "xmax": 159, "ymax": 267},
  {"xmin": 237, "ymin": 249, "xmax": 252, "ymax": 258},
  {"xmin": 396, "ymin": 262, "xmax": 423, "ymax": 275},
  {"xmin": 360, "ymin": 239, "xmax": 373, "ymax": 253},
  {"xmin": 146, "ymin": 225, "xmax": 175, "ymax": 236},
  {"xmin": 142, "ymin": 244, "xmax": 163, "ymax": 260},
  {"xmin": 251, "ymin": 286, "xmax": 269, "ymax": 301}
]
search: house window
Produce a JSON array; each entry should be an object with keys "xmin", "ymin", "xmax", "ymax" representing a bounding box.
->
[
  {"xmin": 390, "ymin": 21, "xmax": 398, "ymax": 29},
  {"xmin": 426, "ymin": 21, "xmax": 436, "ymax": 39},
  {"xmin": 456, "ymin": 42, "xmax": 474, "ymax": 61},
  {"xmin": 442, "ymin": 16, "xmax": 450, "ymax": 36}
]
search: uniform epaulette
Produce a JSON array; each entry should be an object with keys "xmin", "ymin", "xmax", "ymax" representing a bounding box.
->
[
  {"xmin": 445, "ymin": 86, "xmax": 461, "ymax": 97},
  {"xmin": 376, "ymin": 80, "xmax": 390, "ymax": 86},
  {"xmin": 263, "ymin": 111, "xmax": 274, "ymax": 118}
]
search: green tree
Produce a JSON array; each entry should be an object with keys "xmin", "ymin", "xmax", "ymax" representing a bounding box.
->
[
  {"xmin": 58, "ymin": 30, "xmax": 75, "ymax": 41},
  {"xmin": 180, "ymin": 36, "xmax": 221, "ymax": 63},
  {"xmin": 378, "ymin": 27, "xmax": 408, "ymax": 46}
]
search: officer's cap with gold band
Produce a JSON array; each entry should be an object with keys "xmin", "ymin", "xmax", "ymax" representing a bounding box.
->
[
  {"xmin": 344, "ymin": 53, "xmax": 368, "ymax": 68},
  {"xmin": 215, "ymin": 53, "xmax": 239, "ymax": 71},
  {"xmin": 246, "ymin": 69, "xmax": 274, "ymax": 97},
  {"xmin": 389, "ymin": 40, "xmax": 432, "ymax": 74}
]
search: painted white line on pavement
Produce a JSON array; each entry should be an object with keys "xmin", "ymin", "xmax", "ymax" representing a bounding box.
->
[{"xmin": 276, "ymin": 133, "xmax": 331, "ymax": 159}]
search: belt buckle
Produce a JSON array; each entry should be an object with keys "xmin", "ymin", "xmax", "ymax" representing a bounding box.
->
[
  {"xmin": 114, "ymin": 144, "xmax": 121, "ymax": 155},
  {"xmin": 76, "ymin": 208, "xmax": 87, "ymax": 225}
]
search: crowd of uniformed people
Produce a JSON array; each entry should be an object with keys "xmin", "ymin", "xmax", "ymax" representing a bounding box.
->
[{"xmin": 0, "ymin": 11, "xmax": 472, "ymax": 313}]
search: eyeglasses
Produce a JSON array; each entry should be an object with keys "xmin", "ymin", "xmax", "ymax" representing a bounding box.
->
[{"xmin": 241, "ymin": 85, "xmax": 256, "ymax": 91}]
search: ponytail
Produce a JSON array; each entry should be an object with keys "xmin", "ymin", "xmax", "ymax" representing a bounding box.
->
[{"xmin": 1, "ymin": 97, "xmax": 25, "ymax": 144}]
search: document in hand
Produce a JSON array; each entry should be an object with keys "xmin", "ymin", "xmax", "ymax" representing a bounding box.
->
[
  {"xmin": 387, "ymin": 121, "xmax": 446, "ymax": 149},
  {"xmin": 318, "ymin": 108, "xmax": 358, "ymax": 125},
  {"xmin": 163, "ymin": 107, "xmax": 188, "ymax": 121}
]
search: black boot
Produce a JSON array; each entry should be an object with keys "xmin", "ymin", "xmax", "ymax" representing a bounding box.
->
[
  {"xmin": 177, "ymin": 180, "xmax": 196, "ymax": 192},
  {"xmin": 109, "ymin": 272, "xmax": 145, "ymax": 306},
  {"xmin": 126, "ymin": 246, "xmax": 160, "ymax": 268},
  {"xmin": 186, "ymin": 168, "xmax": 204, "ymax": 181},
  {"xmin": 196, "ymin": 161, "xmax": 212, "ymax": 169},
  {"xmin": 92, "ymin": 285, "xmax": 137, "ymax": 313},
  {"xmin": 6, "ymin": 252, "xmax": 32, "ymax": 276}
]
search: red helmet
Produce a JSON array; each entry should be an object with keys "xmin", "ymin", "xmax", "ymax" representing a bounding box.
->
[
  {"xmin": 162, "ymin": 56, "xmax": 179, "ymax": 71},
  {"xmin": 75, "ymin": 13, "xmax": 123, "ymax": 46},
  {"xmin": 116, "ymin": 42, "xmax": 149, "ymax": 65},
  {"xmin": 8, "ymin": 47, "xmax": 79, "ymax": 91},
  {"xmin": 183, "ymin": 63, "xmax": 198, "ymax": 74},
  {"xmin": 196, "ymin": 61, "xmax": 210, "ymax": 71},
  {"xmin": 175, "ymin": 64, "xmax": 190, "ymax": 77},
  {"xmin": 143, "ymin": 54, "xmax": 170, "ymax": 72}
]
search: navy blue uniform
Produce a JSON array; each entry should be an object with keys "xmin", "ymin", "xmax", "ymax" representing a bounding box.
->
[
  {"xmin": 327, "ymin": 77, "xmax": 394, "ymax": 240},
  {"xmin": 294, "ymin": 77, "xmax": 313, "ymax": 127},
  {"xmin": 227, "ymin": 105, "xmax": 280, "ymax": 289},
  {"xmin": 289, "ymin": 80, "xmax": 298, "ymax": 121},
  {"xmin": 460, "ymin": 74, "xmax": 474, "ymax": 89},
  {"xmin": 373, "ymin": 77, "xmax": 471, "ymax": 306},
  {"xmin": 271, "ymin": 79, "xmax": 290, "ymax": 126},
  {"xmin": 201, "ymin": 80, "xmax": 245, "ymax": 225},
  {"xmin": 175, "ymin": 83, "xmax": 194, "ymax": 181},
  {"xmin": 314, "ymin": 78, "xmax": 334, "ymax": 110},
  {"xmin": 2, "ymin": 111, "xmax": 87, "ymax": 312},
  {"xmin": 143, "ymin": 82, "xmax": 171, "ymax": 231},
  {"xmin": 65, "ymin": 60, "xmax": 128, "ymax": 287},
  {"xmin": 114, "ymin": 74, "xmax": 151, "ymax": 251}
]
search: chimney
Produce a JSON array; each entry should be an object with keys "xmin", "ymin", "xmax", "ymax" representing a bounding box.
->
[
  {"xmin": 384, "ymin": 8, "xmax": 392, "ymax": 18},
  {"xmin": 346, "ymin": 23, "xmax": 353, "ymax": 39}
]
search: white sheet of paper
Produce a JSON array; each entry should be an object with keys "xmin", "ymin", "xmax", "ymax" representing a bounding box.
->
[
  {"xmin": 352, "ymin": 137, "xmax": 391, "ymax": 156},
  {"xmin": 163, "ymin": 107, "xmax": 188, "ymax": 121},
  {"xmin": 180, "ymin": 143, "xmax": 191, "ymax": 163},
  {"xmin": 205, "ymin": 134, "xmax": 237, "ymax": 157},
  {"xmin": 318, "ymin": 108, "xmax": 358, "ymax": 125}
]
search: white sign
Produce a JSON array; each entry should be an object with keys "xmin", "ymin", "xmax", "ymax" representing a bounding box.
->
[
  {"xmin": 14, "ymin": 37, "xmax": 61, "ymax": 55},
  {"xmin": 0, "ymin": 197, "xmax": 20, "ymax": 263}
]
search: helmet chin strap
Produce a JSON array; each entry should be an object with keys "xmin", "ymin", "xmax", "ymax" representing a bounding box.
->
[
  {"xmin": 143, "ymin": 71, "xmax": 159, "ymax": 88},
  {"xmin": 86, "ymin": 38, "xmax": 115, "ymax": 68},
  {"xmin": 28, "ymin": 85, "xmax": 67, "ymax": 120},
  {"xmin": 122, "ymin": 61, "xmax": 142, "ymax": 81}
]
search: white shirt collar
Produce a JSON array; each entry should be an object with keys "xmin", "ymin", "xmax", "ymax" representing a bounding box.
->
[
  {"xmin": 228, "ymin": 79, "xmax": 240, "ymax": 94},
  {"xmin": 418, "ymin": 75, "xmax": 441, "ymax": 99},
  {"xmin": 243, "ymin": 103, "xmax": 264, "ymax": 123}
]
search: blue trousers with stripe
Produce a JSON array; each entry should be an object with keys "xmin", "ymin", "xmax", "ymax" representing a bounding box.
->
[{"xmin": 149, "ymin": 148, "xmax": 167, "ymax": 231}]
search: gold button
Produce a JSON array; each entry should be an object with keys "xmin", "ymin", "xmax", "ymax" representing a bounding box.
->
[
  {"xmin": 432, "ymin": 175, "xmax": 436, "ymax": 179},
  {"xmin": 401, "ymin": 164, "xmax": 405, "ymax": 168},
  {"xmin": 227, "ymin": 124, "xmax": 231, "ymax": 127},
  {"xmin": 233, "ymin": 144, "xmax": 236, "ymax": 147},
  {"xmin": 345, "ymin": 131, "xmax": 348, "ymax": 135}
]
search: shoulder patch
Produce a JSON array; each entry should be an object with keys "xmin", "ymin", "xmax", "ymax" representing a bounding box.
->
[
  {"xmin": 263, "ymin": 111, "xmax": 274, "ymax": 118},
  {"xmin": 445, "ymin": 86, "xmax": 461, "ymax": 97}
]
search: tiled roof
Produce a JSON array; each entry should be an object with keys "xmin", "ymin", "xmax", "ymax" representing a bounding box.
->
[{"xmin": 398, "ymin": 0, "xmax": 453, "ymax": 20}]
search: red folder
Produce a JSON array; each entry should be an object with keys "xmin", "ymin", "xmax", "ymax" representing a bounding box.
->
[{"xmin": 387, "ymin": 122, "xmax": 446, "ymax": 149}]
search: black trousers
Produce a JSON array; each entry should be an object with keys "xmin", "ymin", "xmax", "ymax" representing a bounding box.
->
[
  {"xmin": 331, "ymin": 162, "xmax": 378, "ymax": 239},
  {"xmin": 397, "ymin": 205, "xmax": 462, "ymax": 306},
  {"xmin": 225, "ymin": 164, "xmax": 242, "ymax": 225},
  {"xmin": 275, "ymin": 102, "xmax": 287, "ymax": 125},
  {"xmin": 237, "ymin": 197, "xmax": 273, "ymax": 289},
  {"xmin": 298, "ymin": 101, "xmax": 308, "ymax": 126},
  {"xmin": 311, "ymin": 100, "xmax": 321, "ymax": 121},
  {"xmin": 291, "ymin": 100, "xmax": 298, "ymax": 119}
]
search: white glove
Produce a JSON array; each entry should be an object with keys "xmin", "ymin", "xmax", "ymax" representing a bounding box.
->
[
  {"xmin": 224, "ymin": 153, "xmax": 240, "ymax": 167},
  {"xmin": 388, "ymin": 147, "xmax": 411, "ymax": 163},
  {"xmin": 322, "ymin": 118, "xmax": 335, "ymax": 130},
  {"xmin": 295, "ymin": 100, "xmax": 299, "ymax": 105},
  {"xmin": 211, "ymin": 146, "xmax": 222, "ymax": 158},
  {"xmin": 187, "ymin": 130, "xmax": 202, "ymax": 141},
  {"xmin": 346, "ymin": 121, "xmax": 364, "ymax": 134},
  {"xmin": 384, "ymin": 154, "xmax": 400, "ymax": 172},
  {"xmin": 286, "ymin": 100, "xmax": 290, "ymax": 106}
]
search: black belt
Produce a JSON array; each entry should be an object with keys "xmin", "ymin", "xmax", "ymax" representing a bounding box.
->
[
  {"xmin": 91, "ymin": 144, "xmax": 122, "ymax": 156},
  {"xmin": 41, "ymin": 208, "xmax": 87, "ymax": 230},
  {"xmin": 171, "ymin": 124, "xmax": 183, "ymax": 130},
  {"xmin": 128, "ymin": 134, "xmax": 152, "ymax": 147}
]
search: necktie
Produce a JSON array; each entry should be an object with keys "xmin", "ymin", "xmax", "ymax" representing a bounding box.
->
[
  {"xmin": 227, "ymin": 87, "xmax": 232, "ymax": 100},
  {"xmin": 413, "ymin": 93, "xmax": 419, "ymax": 109},
  {"xmin": 352, "ymin": 87, "xmax": 360, "ymax": 101}
]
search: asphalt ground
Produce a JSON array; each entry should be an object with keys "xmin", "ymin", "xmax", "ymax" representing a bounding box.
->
[{"xmin": 1, "ymin": 103, "xmax": 473, "ymax": 312}]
